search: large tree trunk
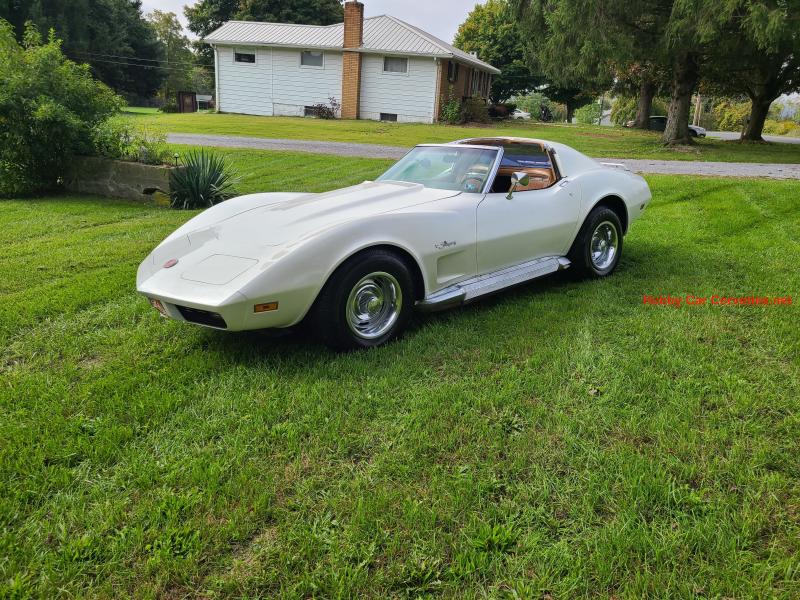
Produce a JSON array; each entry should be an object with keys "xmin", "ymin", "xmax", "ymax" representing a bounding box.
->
[
  {"xmin": 632, "ymin": 80, "xmax": 656, "ymax": 129},
  {"xmin": 662, "ymin": 54, "xmax": 699, "ymax": 145},
  {"xmin": 742, "ymin": 93, "xmax": 775, "ymax": 141},
  {"xmin": 566, "ymin": 102, "xmax": 576, "ymax": 123}
]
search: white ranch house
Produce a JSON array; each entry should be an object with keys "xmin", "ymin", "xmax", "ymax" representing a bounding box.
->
[{"xmin": 204, "ymin": 0, "xmax": 500, "ymax": 123}]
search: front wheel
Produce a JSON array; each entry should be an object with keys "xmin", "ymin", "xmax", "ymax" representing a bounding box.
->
[
  {"xmin": 567, "ymin": 207, "xmax": 624, "ymax": 278},
  {"xmin": 309, "ymin": 250, "xmax": 416, "ymax": 350}
]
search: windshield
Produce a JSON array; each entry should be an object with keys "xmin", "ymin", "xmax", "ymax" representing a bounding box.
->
[{"xmin": 376, "ymin": 146, "xmax": 499, "ymax": 193}]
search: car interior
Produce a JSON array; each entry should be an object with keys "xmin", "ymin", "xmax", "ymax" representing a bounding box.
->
[{"xmin": 457, "ymin": 138, "xmax": 560, "ymax": 193}]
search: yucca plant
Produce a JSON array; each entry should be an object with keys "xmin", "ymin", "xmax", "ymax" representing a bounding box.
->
[{"xmin": 169, "ymin": 150, "xmax": 239, "ymax": 209}]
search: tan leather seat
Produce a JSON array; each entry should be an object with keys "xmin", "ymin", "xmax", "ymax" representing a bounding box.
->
[{"xmin": 496, "ymin": 166, "xmax": 555, "ymax": 191}]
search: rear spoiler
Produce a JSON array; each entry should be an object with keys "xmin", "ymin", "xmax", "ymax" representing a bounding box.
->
[{"xmin": 600, "ymin": 162, "xmax": 630, "ymax": 171}]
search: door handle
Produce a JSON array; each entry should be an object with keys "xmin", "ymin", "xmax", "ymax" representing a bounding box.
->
[{"xmin": 559, "ymin": 179, "xmax": 570, "ymax": 187}]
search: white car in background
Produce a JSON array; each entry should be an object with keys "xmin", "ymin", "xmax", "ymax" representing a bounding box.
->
[
  {"xmin": 137, "ymin": 137, "xmax": 651, "ymax": 350},
  {"xmin": 512, "ymin": 109, "xmax": 531, "ymax": 120}
]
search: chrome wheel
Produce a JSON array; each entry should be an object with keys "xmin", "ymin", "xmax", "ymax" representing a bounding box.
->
[
  {"xmin": 345, "ymin": 272, "xmax": 403, "ymax": 340},
  {"xmin": 590, "ymin": 221, "xmax": 619, "ymax": 270}
]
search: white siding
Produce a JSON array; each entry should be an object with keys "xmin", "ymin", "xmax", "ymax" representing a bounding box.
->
[
  {"xmin": 271, "ymin": 49, "xmax": 343, "ymax": 117},
  {"xmin": 359, "ymin": 55, "xmax": 437, "ymax": 123},
  {"xmin": 217, "ymin": 46, "xmax": 273, "ymax": 116}
]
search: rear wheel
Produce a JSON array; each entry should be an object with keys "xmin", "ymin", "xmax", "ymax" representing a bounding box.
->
[
  {"xmin": 568, "ymin": 206, "xmax": 624, "ymax": 278},
  {"xmin": 309, "ymin": 250, "xmax": 416, "ymax": 350}
]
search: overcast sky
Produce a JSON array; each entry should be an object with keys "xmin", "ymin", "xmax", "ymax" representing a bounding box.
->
[{"xmin": 140, "ymin": 0, "xmax": 486, "ymax": 44}]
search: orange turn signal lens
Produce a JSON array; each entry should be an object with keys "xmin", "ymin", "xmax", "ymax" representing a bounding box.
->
[{"xmin": 254, "ymin": 302, "xmax": 279, "ymax": 313}]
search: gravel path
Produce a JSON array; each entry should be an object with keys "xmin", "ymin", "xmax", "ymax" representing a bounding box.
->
[{"xmin": 168, "ymin": 133, "xmax": 800, "ymax": 179}]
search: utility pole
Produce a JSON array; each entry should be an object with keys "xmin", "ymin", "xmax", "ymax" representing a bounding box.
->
[{"xmin": 693, "ymin": 94, "xmax": 703, "ymax": 126}]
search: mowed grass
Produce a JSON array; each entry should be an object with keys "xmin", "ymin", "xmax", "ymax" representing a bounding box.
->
[
  {"xmin": 131, "ymin": 108, "xmax": 800, "ymax": 164},
  {"xmin": 1, "ymin": 153, "xmax": 799, "ymax": 597}
]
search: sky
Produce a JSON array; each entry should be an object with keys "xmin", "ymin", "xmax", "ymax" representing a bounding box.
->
[{"xmin": 140, "ymin": 0, "xmax": 486, "ymax": 44}]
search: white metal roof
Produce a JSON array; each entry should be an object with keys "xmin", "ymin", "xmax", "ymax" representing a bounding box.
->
[{"xmin": 204, "ymin": 15, "xmax": 500, "ymax": 74}]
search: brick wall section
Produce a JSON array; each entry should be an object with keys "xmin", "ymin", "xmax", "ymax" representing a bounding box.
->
[
  {"xmin": 341, "ymin": 1, "xmax": 364, "ymax": 120},
  {"xmin": 436, "ymin": 59, "xmax": 476, "ymax": 121}
]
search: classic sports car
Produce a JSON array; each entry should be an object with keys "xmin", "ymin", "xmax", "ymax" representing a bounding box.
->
[{"xmin": 137, "ymin": 137, "xmax": 651, "ymax": 349}]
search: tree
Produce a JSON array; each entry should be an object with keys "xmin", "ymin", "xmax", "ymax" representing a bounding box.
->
[
  {"xmin": 509, "ymin": 0, "xmax": 614, "ymax": 122},
  {"xmin": 186, "ymin": 0, "xmax": 343, "ymax": 63},
  {"xmin": 703, "ymin": 0, "xmax": 800, "ymax": 141},
  {"xmin": 0, "ymin": 0, "xmax": 164, "ymax": 99},
  {"xmin": 453, "ymin": 0, "xmax": 542, "ymax": 103},
  {"xmin": 147, "ymin": 10, "xmax": 196, "ymax": 103}
]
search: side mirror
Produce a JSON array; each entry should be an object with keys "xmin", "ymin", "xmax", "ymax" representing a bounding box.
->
[{"xmin": 506, "ymin": 171, "xmax": 530, "ymax": 199}]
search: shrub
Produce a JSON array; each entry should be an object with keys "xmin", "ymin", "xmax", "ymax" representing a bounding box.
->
[
  {"xmin": 711, "ymin": 99, "xmax": 750, "ymax": 132},
  {"xmin": 169, "ymin": 150, "xmax": 239, "ymax": 209},
  {"xmin": 91, "ymin": 116, "xmax": 171, "ymax": 165},
  {"xmin": 488, "ymin": 102, "xmax": 517, "ymax": 119},
  {"xmin": 460, "ymin": 95, "xmax": 490, "ymax": 124},
  {"xmin": 511, "ymin": 92, "xmax": 566, "ymax": 122},
  {"xmin": 307, "ymin": 96, "xmax": 341, "ymax": 119},
  {"xmin": 763, "ymin": 119, "xmax": 800, "ymax": 137},
  {"xmin": 575, "ymin": 102, "xmax": 602, "ymax": 124},
  {"xmin": 0, "ymin": 21, "xmax": 123, "ymax": 196},
  {"xmin": 159, "ymin": 101, "xmax": 180, "ymax": 113},
  {"xmin": 610, "ymin": 95, "xmax": 669, "ymax": 125},
  {"xmin": 440, "ymin": 85, "xmax": 462, "ymax": 124}
]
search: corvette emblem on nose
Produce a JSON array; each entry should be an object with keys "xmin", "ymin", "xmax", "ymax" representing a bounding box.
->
[{"xmin": 163, "ymin": 258, "xmax": 179, "ymax": 269}]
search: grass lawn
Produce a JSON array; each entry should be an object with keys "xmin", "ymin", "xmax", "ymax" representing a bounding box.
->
[
  {"xmin": 133, "ymin": 109, "xmax": 800, "ymax": 164},
  {"xmin": 1, "ymin": 150, "xmax": 799, "ymax": 597}
]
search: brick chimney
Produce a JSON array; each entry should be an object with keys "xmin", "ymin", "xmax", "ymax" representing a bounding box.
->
[{"xmin": 341, "ymin": 1, "xmax": 364, "ymax": 120}]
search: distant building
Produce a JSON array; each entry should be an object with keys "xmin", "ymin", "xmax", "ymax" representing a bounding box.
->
[{"xmin": 203, "ymin": 0, "xmax": 500, "ymax": 123}]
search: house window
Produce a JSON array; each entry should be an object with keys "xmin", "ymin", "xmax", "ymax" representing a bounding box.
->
[
  {"xmin": 301, "ymin": 50, "xmax": 324, "ymax": 68},
  {"xmin": 380, "ymin": 113, "xmax": 398, "ymax": 122},
  {"xmin": 447, "ymin": 61, "xmax": 459, "ymax": 83},
  {"xmin": 234, "ymin": 51, "xmax": 255, "ymax": 64},
  {"xmin": 383, "ymin": 57, "xmax": 408, "ymax": 74}
]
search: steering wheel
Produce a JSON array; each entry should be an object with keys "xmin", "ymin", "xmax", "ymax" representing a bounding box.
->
[{"xmin": 459, "ymin": 165, "xmax": 489, "ymax": 193}]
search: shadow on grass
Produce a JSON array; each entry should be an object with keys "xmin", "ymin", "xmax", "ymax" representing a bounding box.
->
[{"xmin": 202, "ymin": 238, "xmax": 701, "ymax": 367}]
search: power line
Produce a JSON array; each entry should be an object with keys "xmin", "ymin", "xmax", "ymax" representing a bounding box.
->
[
  {"xmin": 75, "ymin": 50, "xmax": 199, "ymax": 65},
  {"xmin": 75, "ymin": 56, "xmax": 201, "ymax": 73}
]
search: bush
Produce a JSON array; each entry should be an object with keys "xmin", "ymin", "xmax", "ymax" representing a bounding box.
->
[
  {"xmin": 306, "ymin": 96, "xmax": 341, "ymax": 119},
  {"xmin": 461, "ymin": 95, "xmax": 490, "ymax": 124},
  {"xmin": 712, "ymin": 99, "xmax": 750, "ymax": 132},
  {"xmin": 159, "ymin": 101, "xmax": 180, "ymax": 113},
  {"xmin": 610, "ymin": 96, "xmax": 669, "ymax": 126},
  {"xmin": 0, "ymin": 21, "xmax": 123, "ymax": 196},
  {"xmin": 169, "ymin": 150, "xmax": 239, "ymax": 209},
  {"xmin": 91, "ymin": 116, "xmax": 171, "ymax": 165},
  {"xmin": 763, "ymin": 119, "xmax": 800, "ymax": 137},
  {"xmin": 575, "ymin": 102, "xmax": 602, "ymax": 124},
  {"xmin": 440, "ymin": 85, "xmax": 461, "ymax": 124},
  {"xmin": 488, "ymin": 103, "xmax": 517, "ymax": 120},
  {"xmin": 510, "ymin": 92, "xmax": 565, "ymax": 122}
]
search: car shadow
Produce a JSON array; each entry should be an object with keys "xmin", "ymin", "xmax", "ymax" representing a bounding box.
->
[{"xmin": 201, "ymin": 238, "xmax": 706, "ymax": 366}]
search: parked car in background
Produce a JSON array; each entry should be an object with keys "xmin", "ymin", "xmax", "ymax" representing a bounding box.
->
[
  {"xmin": 626, "ymin": 115, "xmax": 707, "ymax": 137},
  {"xmin": 512, "ymin": 109, "xmax": 531, "ymax": 120},
  {"xmin": 138, "ymin": 137, "xmax": 651, "ymax": 350}
]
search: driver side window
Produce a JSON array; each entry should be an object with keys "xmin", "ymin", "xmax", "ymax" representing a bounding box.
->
[{"xmin": 489, "ymin": 144, "xmax": 557, "ymax": 193}]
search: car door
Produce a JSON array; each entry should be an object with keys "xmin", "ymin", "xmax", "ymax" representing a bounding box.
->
[{"xmin": 476, "ymin": 146, "xmax": 581, "ymax": 274}]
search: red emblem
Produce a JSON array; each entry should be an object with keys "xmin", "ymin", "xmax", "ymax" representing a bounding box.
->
[{"xmin": 163, "ymin": 258, "xmax": 179, "ymax": 268}]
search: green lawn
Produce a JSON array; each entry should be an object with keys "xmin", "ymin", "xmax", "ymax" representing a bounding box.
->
[
  {"xmin": 1, "ymin": 152, "xmax": 799, "ymax": 597},
  {"xmin": 133, "ymin": 109, "xmax": 800, "ymax": 164}
]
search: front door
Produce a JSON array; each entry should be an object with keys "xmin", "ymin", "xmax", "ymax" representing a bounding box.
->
[{"xmin": 476, "ymin": 179, "xmax": 581, "ymax": 274}]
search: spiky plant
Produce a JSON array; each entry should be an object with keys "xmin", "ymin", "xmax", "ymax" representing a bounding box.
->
[{"xmin": 169, "ymin": 150, "xmax": 239, "ymax": 209}]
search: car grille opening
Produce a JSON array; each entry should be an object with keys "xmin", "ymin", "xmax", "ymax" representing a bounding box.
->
[{"xmin": 175, "ymin": 305, "xmax": 228, "ymax": 329}]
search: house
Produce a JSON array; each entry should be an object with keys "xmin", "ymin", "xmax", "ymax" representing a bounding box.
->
[{"xmin": 203, "ymin": 0, "xmax": 500, "ymax": 123}]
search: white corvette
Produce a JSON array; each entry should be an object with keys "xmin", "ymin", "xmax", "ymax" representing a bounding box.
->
[{"xmin": 137, "ymin": 137, "xmax": 651, "ymax": 349}]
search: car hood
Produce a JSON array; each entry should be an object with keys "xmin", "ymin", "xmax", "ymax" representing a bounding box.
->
[
  {"xmin": 205, "ymin": 181, "xmax": 460, "ymax": 249},
  {"xmin": 138, "ymin": 181, "xmax": 460, "ymax": 298}
]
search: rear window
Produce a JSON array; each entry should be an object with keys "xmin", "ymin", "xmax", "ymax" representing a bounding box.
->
[{"xmin": 499, "ymin": 144, "xmax": 552, "ymax": 169}]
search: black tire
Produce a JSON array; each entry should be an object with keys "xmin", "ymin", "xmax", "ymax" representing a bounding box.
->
[
  {"xmin": 309, "ymin": 249, "xmax": 416, "ymax": 351},
  {"xmin": 690, "ymin": 129, "xmax": 698, "ymax": 138},
  {"xmin": 567, "ymin": 206, "xmax": 624, "ymax": 278}
]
